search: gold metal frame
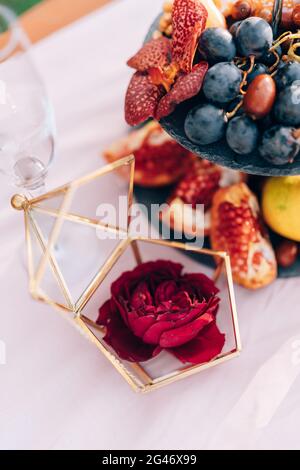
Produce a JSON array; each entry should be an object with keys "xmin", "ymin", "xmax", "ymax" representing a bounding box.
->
[{"xmin": 11, "ymin": 155, "xmax": 241, "ymax": 393}]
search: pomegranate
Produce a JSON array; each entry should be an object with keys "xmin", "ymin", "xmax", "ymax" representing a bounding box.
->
[
  {"xmin": 210, "ymin": 182, "xmax": 277, "ymax": 289},
  {"xmin": 161, "ymin": 158, "xmax": 245, "ymax": 237},
  {"xmin": 103, "ymin": 121, "xmax": 192, "ymax": 187}
]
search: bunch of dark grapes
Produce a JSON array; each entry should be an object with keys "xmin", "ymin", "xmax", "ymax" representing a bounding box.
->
[{"xmin": 184, "ymin": 17, "xmax": 300, "ymax": 166}]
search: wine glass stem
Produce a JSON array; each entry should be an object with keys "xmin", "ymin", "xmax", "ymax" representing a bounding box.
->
[{"xmin": 27, "ymin": 180, "xmax": 46, "ymax": 199}]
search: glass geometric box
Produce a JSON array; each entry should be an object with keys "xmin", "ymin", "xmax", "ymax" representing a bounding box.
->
[{"xmin": 11, "ymin": 155, "xmax": 241, "ymax": 393}]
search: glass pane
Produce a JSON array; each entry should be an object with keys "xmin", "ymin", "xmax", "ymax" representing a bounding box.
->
[
  {"xmin": 74, "ymin": 178, "xmax": 128, "ymax": 232},
  {"xmin": 65, "ymin": 160, "xmax": 133, "ymax": 233},
  {"xmin": 32, "ymin": 192, "xmax": 65, "ymax": 212},
  {"xmin": 27, "ymin": 211, "xmax": 43, "ymax": 278},
  {"xmin": 29, "ymin": 208, "xmax": 121, "ymax": 306},
  {"xmin": 27, "ymin": 211, "xmax": 70, "ymax": 308}
]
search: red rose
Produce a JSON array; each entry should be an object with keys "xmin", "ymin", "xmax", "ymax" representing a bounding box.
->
[{"xmin": 97, "ymin": 260, "xmax": 225, "ymax": 364}]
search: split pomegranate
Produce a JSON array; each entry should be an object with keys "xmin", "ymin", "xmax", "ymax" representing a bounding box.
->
[
  {"xmin": 210, "ymin": 182, "xmax": 277, "ymax": 289},
  {"xmin": 103, "ymin": 121, "xmax": 192, "ymax": 187},
  {"xmin": 160, "ymin": 158, "xmax": 245, "ymax": 237}
]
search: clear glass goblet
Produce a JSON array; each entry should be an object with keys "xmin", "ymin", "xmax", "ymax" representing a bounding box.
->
[{"xmin": 0, "ymin": 5, "xmax": 55, "ymax": 197}]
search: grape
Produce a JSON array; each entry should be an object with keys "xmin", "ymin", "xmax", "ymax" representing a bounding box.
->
[
  {"xmin": 259, "ymin": 126, "xmax": 300, "ymax": 165},
  {"xmin": 184, "ymin": 103, "xmax": 227, "ymax": 145},
  {"xmin": 274, "ymin": 82, "xmax": 300, "ymax": 126},
  {"xmin": 277, "ymin": 61, "xmax": 286, "ymax": 69},
  {"xmin": 229, "ymin": 21, "xmax": 242, "ymax": 37},
  {"xmin": 203, "ymin": 62, "xmax": 243, "ymax": 104},
  {"xmin": 247, "ymin": 63, "xmax": 268, "ymax": 84},
  {"xmin": 274, "ymin": 61, "xmax": 300, "ymax": 91},
  {"xmin": 236, "ymin": 17, "xmax": 273, "ymax": 58},
  {"xmin": 226, "ymin": 115, "xmax": 259, "ymax": 154},
  {"xmin": 198, "ymin": 27, "xmax": 236, "ymax": 63},
  {"xmin": 258, "ymin": 114, "xmax": 274, "ymax": 131}
]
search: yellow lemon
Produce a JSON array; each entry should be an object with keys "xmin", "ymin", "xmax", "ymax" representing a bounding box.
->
[{"xmin": 262, "ymin": 176, "xmax": 300, "ymax": 242}]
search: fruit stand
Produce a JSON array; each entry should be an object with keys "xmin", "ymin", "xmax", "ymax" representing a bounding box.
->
[{"xmin": 111, "ymin": 0, "xmax": 300, "ymax": 288}]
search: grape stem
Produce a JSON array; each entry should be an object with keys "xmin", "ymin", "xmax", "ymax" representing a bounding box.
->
[
  {"xmin": 270, "ymin": 31, "xmax": 300, "ymax": 63},
  {"xmin": 288, "ymin": 42, "xmax": 300, "ymax": 63},
  {"xmin": 226, "ymin": 99, "xmax": 243, "ymax": 120},
  {"xmin": 269, "ymin": 30, "xmax": 294, "ymax": 50},
  {"xmin": 235, "ymin": 57, "xmax": 247, "ymax": 68},
  {"xmin": 240, "ymin": 55, "xmax": 255, "ymax": 94},
  {"xmin": 225, "ymin": 56, "xmax": 256, "ymax": 119},
  {"xmin": 268, "ymin": 49, "xmax": 281, "ymax": 73}
]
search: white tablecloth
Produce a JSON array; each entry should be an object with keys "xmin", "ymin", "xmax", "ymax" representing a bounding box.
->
[{"xmin": 1, "ymin": 0, "xmax": 300, "ymax": 450}]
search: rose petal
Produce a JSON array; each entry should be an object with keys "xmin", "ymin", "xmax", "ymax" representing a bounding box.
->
[
  {"xmin": 127, "ymin": 310, "xmax": 156, "ymax": 338},
  {"xmin": 127, "ymin": 37, "xmax": 171, "ymax": 72},
  {"xmin": 171, "ymin": 290, "xmax": 192, "ymax": 309},
  {"xmin": 133, "ymin": 261, "xmax": 183, "ymax": 293},
  {"xmin": 113, "ymin": 297, "xmax": 130, "ymax": 327},
  {"xmin": 171, "ymin": 322, "xmax": 226, "ymax": 364},
  {"xmin": 111, "ymin": 261, "xmax": 183, "ymax": 301},
  {"xmin": 132, "ymin": 260, "xmax": 183, "ymax": 281},
  {"xmin": 172, "ymin": 0, "xmax": 208, "ymax": 73},
  {"xmin": 159, "ymin": 311, "xmax": 214, "ymax": 348},
  {"xmin": 182, "ymin": 273, "xmax": 219, "ymax": 299},
  {"xmin": 154, "ymin": 280, "xmax": 177, "ymax": 304},
  {"xmin": 98, "ymin": 260, "xmax": 221, "ymax": 364},
  {"xmin": 156, "ymin": 297, "xmax": 217, "ymax": 325},
  {"xmin": 131, "ymin": 281, "xmax": 153, "ymax": 308},
  {"xmin": 97, "ymin": 300, "xmax": 155, "ymax": 362},
  {"xmin": 156, "ymin": 308, "xmax": 191, "ymax": 322},
  {"xmin": 156, "ymin": 61, "xmax": 208, "ymax": 119},
  {"xmin": 174, "ymin": 301, "xmax": 209, "ymax": 326},
  {"xmin": 204, "ymin": 296, "xmax": 220, "ymax": 317},
  {"xmin": 143, "ymin": 320, "xmax": 175, "ymax": 345},
  {"xmin": 104, "ymin": 326, "xmax": 156, "ymax": 363},
  {"xmin": 97, "ymin": 299, "xmax": 113, "ymax": 326},
  {"xmin": 140, "ymin": 260, "xmax": 183, "ymax": 278},
  {"xmin": 125, "ymin": 72, "xmax": 164, "ymax": 126},
  {"xmin": 153, "ymin": 345, "xmax": 163, "ymax": 357},
  {"xmin": 111, "ymin": 271, "xmax": 133, "ymax": 299}
]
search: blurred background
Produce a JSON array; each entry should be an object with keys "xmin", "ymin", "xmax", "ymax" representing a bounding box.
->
[
  {"xmin": 2, "ymin": 1, "xmax": 42, "ymax": 15},
  {"xmin": 0, "ymin": 1, "xmax": 111, "ymax": 42}
]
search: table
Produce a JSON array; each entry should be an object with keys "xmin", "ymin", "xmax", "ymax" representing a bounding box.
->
[
  {"xmin": 0, "ymin": 0, "xmax": 300, "ymax": 450},
  {"xmin": 19, "ymin": 0, "xmax": 113, "ymax": 43}
]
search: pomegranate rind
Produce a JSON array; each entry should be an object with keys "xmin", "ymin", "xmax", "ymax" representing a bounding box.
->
[
  {"xmin": 125, "ymin": 72, "xmax": 164, "ymax": 126},
  {"xmin": 172, "ymin": 0, "xmax": 208, "ymax": 73},
  {"xmin": 127, "ymin": 37, "xmax": 172, "ymax": 72},
  {"xmin": 160, "ymin": 197, "xmax": 211, "ymax": 238}
]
